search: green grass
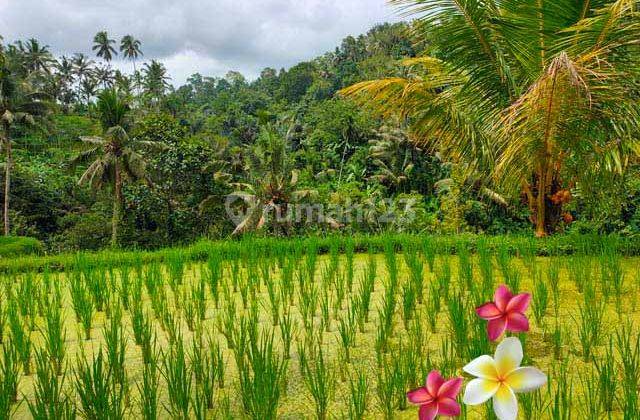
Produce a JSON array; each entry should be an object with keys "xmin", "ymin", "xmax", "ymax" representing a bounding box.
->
[
  {"xmin": 0, "ymin": 234, "xmax": 639, "ymax": 418},
  {"xmin": 2, "ymin": 232, "xmax": 640, "ymax": 274},
  {"xmin": 0, "ymin": 237, "xmax": 43, "ymax": 258}
]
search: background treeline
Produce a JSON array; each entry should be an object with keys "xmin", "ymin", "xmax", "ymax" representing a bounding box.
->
[{"xmin": 0, "ymin": 21, "xmax": 638, "ymax": 252}]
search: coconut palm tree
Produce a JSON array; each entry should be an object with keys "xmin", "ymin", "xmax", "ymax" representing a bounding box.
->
[
  {"xmin": 53, "ymin": 56, "xmax": 76, "ymax": 109},
  {"xmin": 22, "ymin": 38, "xmax": 53, "ymax": 75},
  {"xmin": 80, "ymin": 77, "xmax": 98, "ymax": 104},
  {"xmin": 120, "ymin": 35, "xmax": 143, "ymax": 73},
  {"xmin": 142, "ymin": 60, "xmax": 171, "ymax": 102},
  {"xmin": 56, "ymin": 56, "xmax": 75, "ymax": 85},
  {"xmin": 72, "ymin": 53, "xmax": 94, "ymax": 81},
  {"xmin": 207, "ymin": 126, "xmax": 320, "ymax": 235},
  {"xmin": 72, "ymin": 89, "xmax": 158, "ymax": 247},
  {"xmin": 342, "ymin": 0, "xmax": 640, "ymax": 236},
  {"xmin": 94, "ymin": 65, "xmax": 115, "ymax": 88},
  {"xmin": 72, "ymin": 53, "xmax": 95, "ymax": 103},
  {"xmin": 0, "ymin": 52, "xmax": 49, "ymax": 235},
  {"xmin": 92, "ymin": 31, "xmax": 117, "ymax": 63},
  {"xmin": 368, "ymin": 125, "xmax": 416, "ymax": 192},
  {"xmin": 113, "ymin": 70, "xmax": 133, "ymax": 97}
]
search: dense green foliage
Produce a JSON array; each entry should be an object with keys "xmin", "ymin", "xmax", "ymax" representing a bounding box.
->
[{"xmin": 0, "ymin": 10, "xmax": 639, "ymax": 252}]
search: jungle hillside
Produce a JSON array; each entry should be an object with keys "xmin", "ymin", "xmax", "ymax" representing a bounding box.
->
[{"xmin": 1, "ymin": 1, "xmax": 639, "ymax": 254}]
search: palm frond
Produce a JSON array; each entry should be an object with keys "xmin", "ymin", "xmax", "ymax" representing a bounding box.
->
[{"xmin": 70, "ymin": 146, "xmax": 102, "ymax": 167}]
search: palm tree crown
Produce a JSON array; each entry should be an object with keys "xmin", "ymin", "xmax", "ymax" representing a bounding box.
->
[
  {"xmin": 142, "ymin": 60, "xmax": 171, "ymax": 101},
  {"xmin": 120, "ymin": 35, "xmax": 142, "ymax": 62},
  {"xmin": 92, "ymin": 31, "xmax": 117, "ymax": 62}
]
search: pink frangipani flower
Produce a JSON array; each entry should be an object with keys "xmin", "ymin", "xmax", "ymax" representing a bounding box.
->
[
  {"xmin": 476, "ymin": 285, "xmax": 531, "ymax": 341},
  {"xmin": 407, "ymin": 370, "xmax": 463, "ymax": 420}
]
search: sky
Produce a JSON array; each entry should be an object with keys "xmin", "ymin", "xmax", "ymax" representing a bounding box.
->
[{"xmin": 0, "ymin": 0, "xmax": 398, "ymax": 86}]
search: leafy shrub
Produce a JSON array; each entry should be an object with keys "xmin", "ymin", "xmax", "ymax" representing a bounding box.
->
[
  {"xmin": 0, "ymin": 236, "xmax": 43, "ymax": 257},
  {"xmin": 51, "ymin": 212, "xmax": 111, "ymax": 252}
]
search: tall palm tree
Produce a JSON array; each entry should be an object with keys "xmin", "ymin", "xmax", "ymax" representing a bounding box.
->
[
  {"xmin": 92, "ymin": 31, "xmax": 117, "ymax": 63},
  {"xmin": 72, "ymin": 53, "xmax": 95, "ymax": 103},
  {"xmin": 72, "ymin": 53, "xmax": 94, "ymax": 81},
  {"xmin": 342, "ymin": 0, "xmax": 640, "ymax": 236},
  {"xmin": 56, "ymin": 56, "xmax": 75, "ymax": 85},
  {"xmin": 53, "ymin": 56, "xmax": 76, "ymax": 109},
  {"xmin": 72, "ymin": 89, "xmax": 157, "ymax": 247},
  {"xmin": 120, "ymin": 35, "xmax": 143, "ymax": 73},
  {"xmin": 0, "ymin": 53, "xmax": 49, "ymax": 235},
  {"xmin": 22, "ymin": 38, "xmax": 53, "ymax": 75}
]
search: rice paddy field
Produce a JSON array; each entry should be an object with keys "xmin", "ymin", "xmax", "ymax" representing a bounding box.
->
[{"xmin": 1, "ymin": 234, "xmax": 639, "ymax": 419}]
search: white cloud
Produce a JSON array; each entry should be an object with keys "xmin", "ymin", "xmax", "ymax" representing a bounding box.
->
[{"xmin": 0, "ymin": 0, "xmax": 399, "ymax": 85}]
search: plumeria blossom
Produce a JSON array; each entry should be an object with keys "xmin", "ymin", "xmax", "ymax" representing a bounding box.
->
[
  {"xmin": 407, "ymin": 371, "xmax": 463, "ymax": 420},
  {"xmin": 476, "ymin": 285, "xmax": 531, "ymax": 341},
  {"xmin": 462, "ymin": 337, "xmax": 547, "ymax": 420}
]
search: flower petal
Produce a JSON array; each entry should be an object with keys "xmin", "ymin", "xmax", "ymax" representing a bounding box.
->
[
  {"xmin": 492, "ymin": 384, "xmax": 518, "ymax": 420},
  {"xmin": 407, "ymin": 387, "xmax": 433, "ymax": 405},
  {"xmin": 462, "ymin": 378, "xmax": 500, "ymax": 405},
  {"xmin": 506, "ymin": 367, "xmax": 547, "ymax": 393},
  {"xmin": 487, "ymin": 317, "xmax": 507, "ymax": 341},
  {"xmin": 505, "ymin": 312, "xmax": 529, "ymax": 333},
  {"xmin": 506, "ymin": 293, "xmax": 531, "ymax": 313},
  {"xmin": 494, "ymin": 285, "xmax": 513, "ymax": 312},
  {"xmin": 419, "ymin": 402, "xmax": 439, "ymax": 420},
  {"xmin": 463, "ymin": 355, "xmax": 498, "ymax": 380},
  {"xmin": 426, "ymin": 371, "xmax": 444, "ymax": 397},
  {"xmin": 494, "ymin": 337, "xmax": 523, "ymax": 377},
  {"xmin": 437, "ymin": 397, "xmax": 461, "ymax": 416},
  {"xmin": 476, "ymin": 302, "xmax": 503, "ymax": 320},
  {"xmin": 438, "ymin": 377, "xmax": 463, "ymax": 399}
]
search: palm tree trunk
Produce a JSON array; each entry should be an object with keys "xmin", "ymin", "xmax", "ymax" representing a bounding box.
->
[
  {"xmin": 534, "ymin": 174, "xmax": 547, "ymax": 238},
  {"xmin": 112, "ymin": 160, "xmax": 122, "ymax": 247},
  {"xmin": 3, "ymin": 128, "xmax": 12, "ymax": 236}
]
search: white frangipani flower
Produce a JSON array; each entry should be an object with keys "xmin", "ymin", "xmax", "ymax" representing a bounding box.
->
[{"xmin": 462, "ymin": 337, "xmax": 547, "ymax": 420}]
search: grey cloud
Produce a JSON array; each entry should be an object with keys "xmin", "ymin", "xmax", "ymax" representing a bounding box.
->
[{"xmin": 0, "ymin": 0, "xmax": 397, "ymax": 84}]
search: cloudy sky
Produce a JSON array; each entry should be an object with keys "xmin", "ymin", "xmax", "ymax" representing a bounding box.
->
[{"xmin": 0, "ymin": 0, "xmax": 399, "ymax": 85}]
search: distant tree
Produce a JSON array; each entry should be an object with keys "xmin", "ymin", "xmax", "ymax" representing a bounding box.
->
[
  {"xmin": 113, "ymin": 71, "xmax": 133, "ymax": 96},
  {"xmin": 80, "ymin": 78, "xmax": 98, "ymax": 104},
  {"xmin": 119, "ymin": 35, "xmax": 143, "ymax": 73},
  {"xmin": 94, "ymin": 65, "xmax": 115, "ymax": 88},
  {"xmin": 72, "ymin": 53, "xmax": 94, "ymax": 81},
  {"xmin": 72, "ymin": 89, "xmax": 158, "ymax": 246},
  {"xmin": 21, "ymin": 38, "xmax": 53, "ymax": 74},
  {"xmin": 72, "ymin": 53, "xmax": 95, "ymax": 102},
  {"xmin": 368, "ymin": 126, "xmax": 414, "ymax": 192},
  {"xmin": 142, "ymin": 60, "xmax": 171, "ymax": 102},
  {"xmin": 277, "ymin": 62, "xmax": 315, "ymax": 103},
  {"xmin": 52, "ymin": 56, "xmax": 76, "ymax": 109},
  {"xmin": 215, "ymin": 126, "xmax": 320, "ymax": 235},
  {"xmin": 92, "ymin": 31, "xmax": 117, "ymax": 62},
  {"xmin": 56, "ymin": 56, "xmax": 75, "ymax": 85},
  {"xmin": 0, "ymin": 53, "xmax": 49, "ymax": 235},
  {"xmin": 225, "ymin": 71, "xmax": 246, "ymax": 88}
]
